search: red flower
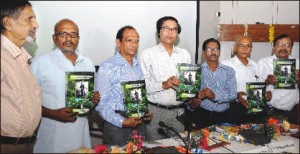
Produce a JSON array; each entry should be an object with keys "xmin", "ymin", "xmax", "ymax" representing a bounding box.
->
[
  {"xmin": 94, "ymin": 144, "xmax": 107, "ymax": 153},
  {"xmin": 268, "ymin": 118, "xmax": 278, "ymax": 126}
]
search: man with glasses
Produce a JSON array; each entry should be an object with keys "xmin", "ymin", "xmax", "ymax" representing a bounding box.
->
[
  {"xmin": 139, "ymin": 16, "xmax": 191, "ymax": 140},
  {"xmin": 221, "ymin": 36, "xmax": 272, "ymax": 124},
  {"xmin": 187, "ymin": 38, "xmax": 237, "ymax": 129},
  {"xmin": 95, "ymin": 25, "xmax": 153, "ymax": 146},
  {"xmin": 30, "ymin": 18, "xmax": 100, "ymax": 152},
  {"xmin": 257, "ymin": 34, "xmax": 299, "ymax": 124}
]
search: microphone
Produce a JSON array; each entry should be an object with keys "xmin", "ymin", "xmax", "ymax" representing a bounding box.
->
[
  {"xmin": 158, "ymin": 121, "xmax": 188, "ymax": 151},
  {"xmin": 158, "ymin": 128, "xmax": 170, "ymax": 138},
  {"xmin": 27, "ymin": 58, "xmax": 32, "ymax": 65},
  {"xmin": 158, "ymin": 121, "xmax": 171, "ymax": 128},
  {"xmin": 177, "ymin": 110, "xmax": 197, "ymax": 130}
]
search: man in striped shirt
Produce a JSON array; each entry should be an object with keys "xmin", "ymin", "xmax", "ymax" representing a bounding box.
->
[
  {"xmin": 187, "ymin": 38, "xmax": 237, "ymax": 129},
  {"xmin": 1, "ymin": 0, "xmax": 41, "ymax": 153}
]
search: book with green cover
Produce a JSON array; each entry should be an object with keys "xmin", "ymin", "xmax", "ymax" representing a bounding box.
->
[
  {"xmin": 273, "ymin": 59, "xmax": 296, "ymax": 89},
  {"xmin": 246, "ymin": 82, "xmax": 266, "ymax": 113},
  {"xmin": 176, "ymin": 63, "xmax": 201, "ymax": 101},
  {"xmin": 121, "ymin": 80, "xmax": 148, "ymax": 118},
  {"xmin": 65, "ymin": 72, "xmax": 94, "ymax": 115}
]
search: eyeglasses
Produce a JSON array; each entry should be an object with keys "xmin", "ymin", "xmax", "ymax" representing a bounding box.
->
[
  {"xmin": 275, "ymin": 43, "xmax": 292, "ymax": 48},
  {"xmin": 55, "ymin": 32, "xmax": 79, "ymax": 38},
  {"xmin": 236, "ymin": 44, "xmax": 252, "ymax": 49},
  {"xmin": 205, "ymin": 47, "xmax": 220, "ymax": 53},
  {"xmin": 161, "ymin": 26, "xmax": 178, "ymax": 33}
]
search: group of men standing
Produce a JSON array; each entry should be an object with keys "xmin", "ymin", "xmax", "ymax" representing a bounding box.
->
[{"xmin": 1, "ymin": 0, "xmax": 299, "ymax": 153}]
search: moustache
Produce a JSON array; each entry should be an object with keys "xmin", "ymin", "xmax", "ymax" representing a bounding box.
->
[
  {"xmin": 63, "ymin": 41, "xmax": 74, "ymax": 46},
  {"xmin": 209, "ymin": 54, "xmax": 217, "ymax": 58},
  {"xmin": 278, "ymin": 49, "xmax": 288, "ymax": 53}
]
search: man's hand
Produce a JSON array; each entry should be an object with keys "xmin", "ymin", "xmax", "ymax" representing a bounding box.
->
[
  {"xmin": 122, "ymin": 117, "xmax": 142, "ymax": 128},
  {"xmin": 162, "ymin": 76, "xmax": 180, "ymax": 90},
  {"xmin": 237, "ymin": 92, "xmax": 248, "ymax": 108},
  {"xmin": 52, "ymin": 107, "xmax": 78, "ymax": 122},
  {"xmin": 142, "ymin": 112, "xmax": 153, "ymax": 123},
  {"xmin": 201, "ymin": 87, "xmax": 215, "ymax": 99},
  {"xmin": 188, "ymin": 97, "xmax": 201, "ymax": 110},
  {"xmin": 265, "ymin": 91, "xmax": 272, "ymax": 102},
  {"xmin": 92, "ymin": 91, "xmax": 100, "ymax": 106},
  {"xmin": 265, "ymin": 75, "xmax": 276, "ymax": 85}
]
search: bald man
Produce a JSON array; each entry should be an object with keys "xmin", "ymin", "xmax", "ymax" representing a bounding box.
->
[
  {"xmin": 222, "ymin": 36, "xmax": 272, "ymax": 124},
  {"xmin": 30, "ymin": 19, "xmax": 100, "ymax": 153}
]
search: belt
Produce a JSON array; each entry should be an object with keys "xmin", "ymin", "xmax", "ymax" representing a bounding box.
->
[
  {"xmin": 0, "ymin": 134, "xmax": 37, "ymax": 144},
  {"xmin": 148, "ymin": 101, "xmax": 182, "ymax": 110}
]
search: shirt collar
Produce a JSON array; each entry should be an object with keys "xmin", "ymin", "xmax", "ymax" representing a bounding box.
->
[
  {"xmin": 158, "ymin": 43, "xmax": 179, "ymax": 54},
  {"xmin": 114, "ymin": 52, "xmax": 138, "ymax": 67},
  {"xmin": 202, "ymin": 62, "xmax": 226, "ymax": 70},
  {"xmin": 1, "ymin": 34, "xmax": 31, "ymax": 59},
  {"xmin": 55, "ymin": 48, "xmax": 84, "ymax": 63},
  {"xmin": 233, "ymin": 55, "xmax": 255, "ymax": 67}
]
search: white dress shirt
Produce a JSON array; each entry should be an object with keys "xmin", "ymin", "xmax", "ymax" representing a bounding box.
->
[
  {"xmin": 138, "ymin": 43, "xmax": 191, "ymax": 106},
  {"xmin": 257, "ymin": 55, "xmax": 299, "ymax": 111},
  {"xmin": 221, "ymin": 56, "xmax": 262, "ymax": 93}
]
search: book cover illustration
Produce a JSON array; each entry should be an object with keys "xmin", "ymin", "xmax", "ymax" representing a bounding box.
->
[
  {"xmin": 65, "ymin": 72, "xmax": 94, "ymax": 115},
  {"xmin": 176, "ymin": 63, "xmax": 201, "ymax": 101},
  {"xmin": 246, "ymin": 82, "xmax": 266, "ymax": 113},
  {"xmin": 273, "ymin": 59, "xmax": 296, "ymax": 89},
  {"xmin": 121, "ymin": 80, "xmax": 148, "ymax": 118}
]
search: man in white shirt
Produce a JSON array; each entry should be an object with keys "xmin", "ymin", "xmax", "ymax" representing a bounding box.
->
[
  {"xmin": 257, "ymin": 34, "xmax": 299, "ymax": 124},
  {"xmin": 139, "ymin": 16, "xmax": 191, "ymax": 140},
  {"xmin": 222, "ymin": 36, "xmax": 272, "ymax": 124}
]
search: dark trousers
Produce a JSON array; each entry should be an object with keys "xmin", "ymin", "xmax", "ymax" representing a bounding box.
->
[
  {"xmin": 186, "ymin": 107, "xmax": 231, "ymax": 129},
  {"xmin": 272, "ymin": 104, "xmax": 299, "ymax": 125},
  {"xmin": 227, "ymin": 101, "xmax": 266, "ymax": 124},
  {"xmin": 103, "ymin": 121, "xmax": 146, "ymax": 146},
  {"xmin": 1, "ymin": 143, "xmax": 34, "ymax": 153}
]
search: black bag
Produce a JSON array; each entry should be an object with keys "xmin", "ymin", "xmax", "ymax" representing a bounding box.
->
[{"xmin": 238, "ymin": 129, "xmax": 271, "ymax": 145}]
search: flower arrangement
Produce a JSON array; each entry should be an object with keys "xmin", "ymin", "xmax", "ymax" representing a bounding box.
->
[
  {"xmin": 256, "ymin": 117, "xmax": 290, "ymax": 140},
  {"xmin": 126, "ymin": 130, "xmax": 143, "ymax": 153}
]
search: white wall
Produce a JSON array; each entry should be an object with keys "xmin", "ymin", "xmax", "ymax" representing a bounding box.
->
[
  {"xmin": 217, "ymin": 1, "xmax": 299, "ymax": 62},
  {"xmin": 30, "ymin": 1, "xmax": 197, "ymax": 65}
]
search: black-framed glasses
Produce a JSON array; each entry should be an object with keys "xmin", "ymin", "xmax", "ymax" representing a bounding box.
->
[
  {"xmin": 275, "ymin": 43, "xmax": 292, "ymax": 48},
  {"xmin": 161, "ymin": 26, "xmax": 178, "ymax": 33},
  {"xmin": 236, "ymin": 44, "xmax": 252, "ymax": 49},
  {"xmin": 205, "ymin": 47, "xmax": 220, "ymax": 53},
  {"xmin": 55, "ymin": 32, "xmax": 79, "ymax": 38}
]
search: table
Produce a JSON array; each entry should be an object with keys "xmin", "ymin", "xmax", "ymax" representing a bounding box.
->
[{"xmin": 144, "ymin": 131, "xmax": 299, "ymax": 153}]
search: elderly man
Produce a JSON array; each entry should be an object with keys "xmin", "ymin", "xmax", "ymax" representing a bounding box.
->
[
  {"xmin": 95, "ymin": 25, "xmax": 153, "ymax": 146},
  {"xmin": 222, "ymin": 36, "xmax": 272, "ymax": 124},
  {"xmin": 30, "ymin": 19, "xmax": 100, "ymax": 153},
  {"xmin": 257, "ymin": 34, "xmax": 299, "ymax": 124},
  {"xmin": 1, "ymin": 0, "xmax": 41, "ymax": 153}
]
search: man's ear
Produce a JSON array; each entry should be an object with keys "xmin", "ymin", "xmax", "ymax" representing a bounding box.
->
[
  {"xmin": 2, "ymin": 16, "xmax": 14, "ymax": 31},
  {"xmin": 115, "ymin": 39, "xmax": 121, "ymax": 47}
]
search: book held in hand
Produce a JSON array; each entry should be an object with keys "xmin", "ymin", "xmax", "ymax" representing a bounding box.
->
[
  {"xmin": 246, "ymin": 82, "xmax": 266, "ymax": 113},
  {"xmin": 65, "ymin": 72, "xmax": 95, "ymax": 115},
  {"xmin": 176, "ymin": 63, "xmax": 201, "ymax": 101},
  {"xmin": 121, "ymin": 80, "xmax": 148, "ymax": 118},
  {"xmin": 273, "ymin": 59, "xmax": 296, "ymax": 89}
]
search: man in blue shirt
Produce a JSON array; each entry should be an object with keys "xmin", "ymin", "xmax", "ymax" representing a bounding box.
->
[
  {"xmin": 187, "ymin": 38, "xmax": 237, "ymax": 129},
  {"xmin": 95, "ymin": 25, "xmax": 153, "ymax": 146}
]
